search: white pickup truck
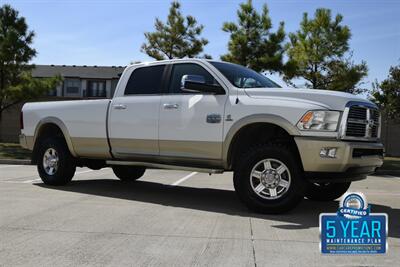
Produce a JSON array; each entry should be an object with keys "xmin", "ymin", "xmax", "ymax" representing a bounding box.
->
[{"xmin": 20, "ymin": 59, "xmax": 384, "ymax": 213}]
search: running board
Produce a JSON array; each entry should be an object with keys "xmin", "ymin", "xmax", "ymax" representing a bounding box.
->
[{"xmin": 106, "ymin": 160, "xmax": 224, "ymax": 174}]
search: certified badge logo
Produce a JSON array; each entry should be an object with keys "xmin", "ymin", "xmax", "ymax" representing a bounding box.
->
[
  {"xmin": 338, "ymin": 192, "xmax": 370, "ymax": 219},
  {"xmin": 320, "ymin": 192, "xmax": 388, "ymax": 254}
]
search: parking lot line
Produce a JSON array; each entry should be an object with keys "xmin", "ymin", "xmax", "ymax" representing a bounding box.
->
[
  {"xmin": 171, "ymin": 172, "xmax": 198, "ymax": 186},
  {"xmin": 75, "ymin": 169, "xmax": 96, "ymax": 175},
  {"xmin": 0, "ymin": 165, "xmax": 20, "ymax": 169},
  {"xmin": 1, "ymin": 168, "xmax": 98, "ymax": 184},
  {"xmin": 22, "ymin": 178, "xmax": 41, "ymax": 183},
  {"xmin": 24, "ymin": 169, "xmax": 96, "ymax": 183}
]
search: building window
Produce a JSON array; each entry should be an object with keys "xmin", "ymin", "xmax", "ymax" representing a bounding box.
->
[
  {"xmin": 64, "ymin": 79, "xmax": 81, "ymax": 95},
  {"xmin": 87, "ymin": 80, "xmax": 106, "ymax": 97},
  {"xmin": 47, "ymin": 89, "xmax": 57, "ymax": 96}
]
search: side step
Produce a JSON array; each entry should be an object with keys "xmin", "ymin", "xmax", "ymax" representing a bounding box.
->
[{"xmin": 106, "ymin": 160, "xmax": 224, "ymax": 174}]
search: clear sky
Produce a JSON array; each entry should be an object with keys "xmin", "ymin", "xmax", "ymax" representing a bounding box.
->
[{"xmin": 4, "ymin": 0, "xmax": 400, "ymax": 88}]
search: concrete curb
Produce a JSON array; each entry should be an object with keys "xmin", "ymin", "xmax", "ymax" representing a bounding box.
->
[
  {"xmin": 375, "ymin": 170, "xmax": 400, "ymax": 176},
  {"xmin": 0, "ymin": 159, "xmax": 32, "ymax": 165}
]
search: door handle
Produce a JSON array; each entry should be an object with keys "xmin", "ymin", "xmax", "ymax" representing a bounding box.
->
[
  {"xmin": 113, "ymin": 104, "xmax": 127, "ymax": 110},
  {"xmin": 163, "ymin": 103, "xmax": 179, "ymax": 109}
]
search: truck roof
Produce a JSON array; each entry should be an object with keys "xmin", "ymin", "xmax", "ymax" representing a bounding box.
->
[{"xmin": 128, "ymin": 58, "xmax": 212, "ymax": 67}]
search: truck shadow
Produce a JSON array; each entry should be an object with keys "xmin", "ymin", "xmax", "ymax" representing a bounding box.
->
[{"xmin": 36, "ymin": 179, "xmax": 400, "ymax": 239}]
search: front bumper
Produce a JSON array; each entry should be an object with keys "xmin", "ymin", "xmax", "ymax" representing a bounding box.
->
[{"xmin": 295, "ymin": 137, "xmax": 384, "ymax": 182}]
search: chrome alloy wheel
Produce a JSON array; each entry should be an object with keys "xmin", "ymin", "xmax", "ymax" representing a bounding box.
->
[
  {"xmin": 42, "ymin": 148, "xmax": 59, "ymax": 175},
  {"xmin": 250, "ymin": 159, "xmax": 291, "ymax": 200}
]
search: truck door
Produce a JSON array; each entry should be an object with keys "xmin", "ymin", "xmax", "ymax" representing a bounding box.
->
[
  {"xmin": 159, "ymin": 62, "xmax": 228, "ymax": 162},
  {"xmin": 108, "ymin": 64, "xmax": 166, "ymax": 158}
]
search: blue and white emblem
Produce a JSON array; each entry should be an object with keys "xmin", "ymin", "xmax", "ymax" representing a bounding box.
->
[
  {"xmin": 320, "ymin": 192, "xmax": 388, "ymax": 254},
  {"xmin": 338, "ymin": 192, "xmax": 369, "ymax": 219}
]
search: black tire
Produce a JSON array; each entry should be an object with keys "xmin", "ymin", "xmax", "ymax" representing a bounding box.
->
[
  {"xmin": 233, "ymin": 144, "xmax": 305, "ymax": 214},
  {"xmin": 305, "ymin": 182, "xmax": 351, "ymax": 201},
  {"xmin": 112, "ymin": 166, "xmax": 146, "ymax": 181},
  {"xmin": 37, "ymin": 137, "xmax": 76, "ymax": 186}
]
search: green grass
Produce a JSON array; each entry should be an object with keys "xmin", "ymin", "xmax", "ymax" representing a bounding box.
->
[
  {"xmin": 381, "ymin": 157, "xmax": 400, "ymax": 171},
  {"xmin": 0, "ymin": 143, "xmax": 31, "ymax": 160}
]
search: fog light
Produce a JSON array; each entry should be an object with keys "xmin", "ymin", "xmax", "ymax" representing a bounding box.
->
[{"xmin": 320, "ymin": 147, "xmax": 337, "ymax": 158}]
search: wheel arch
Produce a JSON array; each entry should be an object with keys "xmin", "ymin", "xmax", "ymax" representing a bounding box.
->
[
  {"xmin": 32, "ymin": 117, "xmax": 77, "ymax": 163},
  {"xmin": 223, "ymin": 114, "xmax": 302, "ymax": 170}
]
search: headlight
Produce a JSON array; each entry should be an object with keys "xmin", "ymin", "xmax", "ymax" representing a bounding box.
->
[{"xmin": 297, "ymin": 110, "xmax": 340, "ymax": 131}]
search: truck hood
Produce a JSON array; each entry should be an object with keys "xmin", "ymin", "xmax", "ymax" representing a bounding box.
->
[{"xmin": 244, "ymin": 87, "xmax": 375, "ymax": 111}]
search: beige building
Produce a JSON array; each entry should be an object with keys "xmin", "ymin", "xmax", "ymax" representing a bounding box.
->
[
  {"xmin": 32, "ymin": 65, "xmax": 125, "ymax": 98},
  {"xmin": 1, "ymin": 65, "xmax": 125, "ymax": 143}
]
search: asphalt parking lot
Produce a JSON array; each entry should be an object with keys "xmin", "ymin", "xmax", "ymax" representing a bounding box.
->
[{"xmin": 0, "ymin": 165, "xmax": 399, "ymax": 266}]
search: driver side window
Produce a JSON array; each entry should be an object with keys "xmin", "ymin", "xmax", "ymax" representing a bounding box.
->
[
  {"xmin": 234, "ymin": 77, "xmax": 263, "ymax": 88},
  {"xmin": 169, "ymin": 63, "xmax": 219, "ymax": 94}
]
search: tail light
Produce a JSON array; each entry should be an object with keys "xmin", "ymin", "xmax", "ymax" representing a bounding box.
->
[{"xmin": 20, "ymin": 111, "xmax": 24, "ymax": 130}]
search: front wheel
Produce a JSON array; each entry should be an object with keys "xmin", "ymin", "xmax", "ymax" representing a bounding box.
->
[
  {"xmin": 305, "ymin": 182, "xmax": 351, "ymax": 201},
  {"xmin": 112, "ymin": 166, "xmax": 146, "ymax": 181},
  {"xmin": 37, "ymin": 137, "xmax": 76, "ymax": 186},
  {"xmin": 233, "ymin": 144, "xmax": 305, "ymax": 214}
]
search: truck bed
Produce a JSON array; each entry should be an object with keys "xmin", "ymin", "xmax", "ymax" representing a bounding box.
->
[{"xmin": 22, "ymin": 99, "xmax": 112, "ymax": 158}]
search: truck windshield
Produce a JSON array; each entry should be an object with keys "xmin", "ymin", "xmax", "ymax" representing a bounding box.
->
[{"xmin": 210, "ymin": 61, "xmax": 281, "ymax": 88}]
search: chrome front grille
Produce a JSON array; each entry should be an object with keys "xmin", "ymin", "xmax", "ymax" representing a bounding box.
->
[
  {"xmin": 346, "ymin": 122, "xmax": 367, "ymax": 137},
  {"xmin": 342, "ymin": 103, "xmax": 381, "ymax": 140},
  {"xmin": 348, "ymin": 106, "xmax": 367, "ymax": 120}
]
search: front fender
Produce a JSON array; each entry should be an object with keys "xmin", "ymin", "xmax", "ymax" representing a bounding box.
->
[{"xmin": 222, "ymin": 114, "xmax": 300, "ymax": 169}]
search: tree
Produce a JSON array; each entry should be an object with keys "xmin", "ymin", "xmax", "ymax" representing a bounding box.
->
[
  {"xmin": 221, "ymin": 0, "xmax": 285, "ymax": 73},
  {"xmin": 141, "ymin": 1, "xmax": 209, "ymax": 60},
  {"xmin": 0, "ymin": 4, "xmax": 60, "ymax": 118},
  {"xmin": 284, "ymin": 8, "xmax": 368, "ymax": 93},
  {"xmin": 371, "ymin": 65, "xmax": 400, "ymax": 120}
]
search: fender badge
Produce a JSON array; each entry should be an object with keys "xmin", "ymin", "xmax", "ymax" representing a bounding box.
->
[{"xmin": 226, "ymin": 114, "xmax": 233, "ymax": 121}]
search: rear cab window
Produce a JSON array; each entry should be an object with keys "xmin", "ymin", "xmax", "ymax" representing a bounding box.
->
[{"xmin": 124, "ymin": 65, "xmax": 166, "ymax": 95}]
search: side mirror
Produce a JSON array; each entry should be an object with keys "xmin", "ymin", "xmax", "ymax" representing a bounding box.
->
[{"xmin": 181, "ymin": 75, "xmax": 225, "ymax": 94}]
